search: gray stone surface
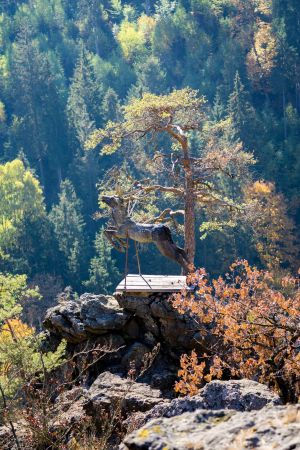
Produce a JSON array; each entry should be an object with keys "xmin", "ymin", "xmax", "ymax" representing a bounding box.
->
[
  {"xmin": 44, "ymin": 292, "xmax": 203, "ymax": 350},
  {"xmin": 80, "ymin": 294, "xmax": 129, "ymax": 333},
  {"xmin": 121, "ymin": 342, "xmax": 151, "ymax": 370},
  {"xmin": 43, "ymin": 294, "xmax": 131, "ymax": 342},
  {"xmin": 116, "ymin": 294, "xmax": 201, "ymax": 350},
  {"xmin": 122, "ymin": 404, "xmax": 300, "ymax": 450},
  {"xmin": 132, "ymin": 379, "xmax": 282, "ymax": 427},
  {"xmin": 84, "ymin": 371, "xmax": 167, "ymax": 416}
]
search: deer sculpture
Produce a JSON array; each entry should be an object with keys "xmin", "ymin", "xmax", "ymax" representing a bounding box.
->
[{"xmin": 102, "ymin": 195, "xmax": 190, "ymax": 273}]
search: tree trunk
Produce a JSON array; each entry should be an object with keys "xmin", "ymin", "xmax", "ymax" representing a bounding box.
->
[
  {"xmin": 184, "ymin": 172, "xmax": 196, "ymax": 266},
  {"xmin": 166, "ymin": 125, "xmax": 196, "ymax": 269},
  {"xmin": 181, "ymin": 139, "xmax": 195, "ymax": 267}
]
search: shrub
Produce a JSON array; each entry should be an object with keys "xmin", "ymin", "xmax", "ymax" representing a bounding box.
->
[{"xmin": 172, "ymin": 261, "xmax": 300, "ymax": 402}]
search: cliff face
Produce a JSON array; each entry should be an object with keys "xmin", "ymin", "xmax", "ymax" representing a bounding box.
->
[
  {"xmin": 43, "ymin": 291, "xmax": 204, "ymax": 393},
  {"xmin": 39, "ymin": 293, "xmax": 298, "ymax": 450},
  {"xmin": 44, "ymin": 292, "xmax": 202, "ymax": 352}
]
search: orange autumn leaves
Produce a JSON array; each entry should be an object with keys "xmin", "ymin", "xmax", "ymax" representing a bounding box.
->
[{"xmin": 173, "ymin": 261, "xmax": 300, "ymax": 401}]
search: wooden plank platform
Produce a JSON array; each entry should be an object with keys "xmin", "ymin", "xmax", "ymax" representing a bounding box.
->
[{"xmin": 115, "ymin": 274, "xmax": 188, "ymax": 294}]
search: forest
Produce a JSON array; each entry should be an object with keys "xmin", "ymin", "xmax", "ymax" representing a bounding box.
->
[
  {"xmin": 1, "ymin": 0, "xmax": 299, "ymax": 296},
  {"xmin": 0, "ymin": 1, "xmax": 299, "ymax": 449}
]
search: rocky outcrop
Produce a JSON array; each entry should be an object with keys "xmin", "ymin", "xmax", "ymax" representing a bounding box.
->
[
  {"xmin": 43, "ymin": 294, "xmax": 131, "ymax": 343},
  {"xmin": 122, "ymin": 404, "xmax": 300, "ymax": 450},
  {"xmin": 135, "ymin": 379, "xmax": 282, "ymax": 426},
  {"xmin": 44, "ymin": 292, "xmax": 204, "ymax": 352},
  {"xmin": 84, "ymin": 372, "xmax": 167, "ymax": 416},
  {"xmin": 41, "ymin": 292, "xmax": 298, "ymax": 450},
  {"xmin": 116, "ymin": 293, "xmax": 202, "ymax": 351}
]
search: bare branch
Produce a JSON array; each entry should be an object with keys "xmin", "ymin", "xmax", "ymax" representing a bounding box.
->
[{"xmin": 142, "ymin": 184, "xmax": 183, "ymax": 196}]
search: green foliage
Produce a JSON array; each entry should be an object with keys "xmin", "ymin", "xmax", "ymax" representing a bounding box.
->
[
  {"xmin": 0, "ymin": 272, "xmax": 66, "ymax": 398},
  {"xmin": 0, "ymin": 324, "xmax": 66, "ymax": 397},
  {"xmin": 0, "ymin": 0, "xmax": 298, "ymax": 285},
  {"xmin": 49, "ymin": 180, "xmax": 88, "ymax": 285},
  {"xmin": 0, "ymin": 272, "xmax": 39, "ymax": 322},
  {"xmin": 86, "ymin": 88, "xmax": 206, "ymax": 154},
  {"xmin": 84, "ymin": 227, "xmax": 119, "ymax": 294},
  {"xmin": 0, "ymin": 159, "xmax": 48, "ymax": 271}
]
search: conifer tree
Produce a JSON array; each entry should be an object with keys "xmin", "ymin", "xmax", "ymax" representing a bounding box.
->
[
  {"xmin": 9, "ymin": 20, "xmax": 69, "ymax": 199},
  {"xmin": 87, "ymin": 89, "xmax": 254, "ymax": 267},
  {"xmin": 228, "ymin": 72, "xmax": 258, "ymax": 150},
  {"xmin": 67, "ymin": 44, "xmax": 102, "ymax": 147},
  {"xmin": 49, "ymin": 180, "xmax": 88, "ymax": 286},
  {"xmin": 84, "ymin": 227, "xmax": 119, "ymax": 294},
  {"xmin": 101, "ymin": 88, "xmax": 121, "ymax": 123}
]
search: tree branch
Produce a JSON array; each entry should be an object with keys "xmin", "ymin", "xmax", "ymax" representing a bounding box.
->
[
  {"xmin": 142, "ymin": 184, "xmax": 183, "ymax": 196},
  {"xmin": 146, "ymin": 208, "xmax": 185, "ymax": 224}
]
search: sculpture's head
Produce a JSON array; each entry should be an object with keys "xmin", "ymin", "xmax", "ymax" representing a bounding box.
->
[{"xmin": 101, "ymin": 195, "xmax": 124, "ymax": 209}]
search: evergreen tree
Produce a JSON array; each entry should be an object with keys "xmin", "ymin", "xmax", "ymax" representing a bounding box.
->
[
  {"xmin": 9, "ymin": 21, "xmax": 69, "ymax": 200},
  {"xmin": 67, "ymin": 45, "xmax": 103, "ymax": 219},
  {"xmin": 67, "ymin": 44, "xmax": 102, "ymax": 147},
  {"xmin": 84, "ymin": 227, "xmax": 119, "ymax": 294},
  {"xmin": 101, "ymin": 88, "xmax": 121, "ymax": 123},
  {"xmin": 227, "ymin": 72, "xmax": 258, "ymax": 150},
  {"xmin": 49, "ymin": 179, "xmax": 88, "ymax": 287}
]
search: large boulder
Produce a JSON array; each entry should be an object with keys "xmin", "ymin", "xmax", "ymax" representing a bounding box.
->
[
  {"xmin": 84, "ymin": 371, "xmax": 167, "ymax": 417},
  {"xmin": 44, "ymin": 291, "xmax": 205, "ymax": 351},
  {"xmin": 80, "ymin": 294, "xmax": 129, "ymax": 334},
  {"xmin": 43, "ymin": 294, "xmax": 131, "ymax": 343},
  {"xmin": 126, "ymin": 379, "xmax": 282, "ymax": 430},
  {"xmin": 43, "ymin": 301, "xmax": 85, "ymax": 343},
  {"xmin": 122, "ymin": 404, "xmax": 300, "ymax": 450},
  {"xmin": 143, "ymin": 379, "xmax": 282, "ymax": 421},
  {"xmin": 116, "ymin": 294, "xmax": 201, "ymax": 351}
]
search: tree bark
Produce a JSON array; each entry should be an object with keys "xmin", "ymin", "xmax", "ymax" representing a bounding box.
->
[
  {"xmin": 166, "ymin": 125, "xmax": 196, "ymax": 268},
  {"xmin": 184, "ymin": 171, "xmax": 195, "ymax": 266},
  {"xmin": 182, "ymin": 142, "xmax": 196, "ymax": 266}
]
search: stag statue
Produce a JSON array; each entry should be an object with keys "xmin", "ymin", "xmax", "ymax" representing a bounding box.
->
[{"xmin": 102, "ymin": 195, "xmax": 190, "ymax": 272}]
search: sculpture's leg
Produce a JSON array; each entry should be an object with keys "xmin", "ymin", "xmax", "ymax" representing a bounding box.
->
[
  {"xmin": 134, "ymin": 241, "xmax": 152, "ymax": 289},
  {"xmin": 155, "ymin": 241, "xmax": 190, "ymax": 273},
  {"xmin": 104, "ymin": 230, "xmax": 126, "ymax": 253},
  {"xmin": 134, "ymin": 240, "xmax": 142, "ymax": 274}
]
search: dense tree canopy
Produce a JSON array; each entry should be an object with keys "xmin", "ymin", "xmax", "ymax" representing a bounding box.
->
[{"xmin": 0, "ymin": 0, "xmax": 298, "ymax": 294}]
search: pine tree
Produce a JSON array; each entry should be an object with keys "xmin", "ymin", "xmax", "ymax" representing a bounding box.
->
[
  {"xmin": 49, "ymin": 180, "xmax": 88, "ymax": 287},
  {"xmin": 67, "ymin": 44, "xmax": 102, "ymax": 147},
  {"xmin": 101, "ymin": 88, "xmax": 121, "ymax": 123},
  {"xmin": 228, "ymin": 72, "xmax": 258, "ymax": 150},
  {"xmin": 9, "ymin": 20, "xmax": 69, "ymax": 200},
  {"xmin": 84, "ymin": 227, "xmax": 119, "ymax": 294},
  {"xmin": 67, "ymin": 45, "xmax": 103, "ymax": 218}
]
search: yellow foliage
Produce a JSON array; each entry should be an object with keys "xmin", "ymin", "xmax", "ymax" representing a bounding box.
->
[
  {"xmin": 0, "ymin": 319, "xmax": 34, "ymax": 345},
  {"xmin": 0, "ymin": 54, "xmax": 8, "ymax": 79},
  {"xmin": 255, "ymin": 0, "xmax": 272, "ymax": 15},
  {"xmin": 86, "ymin": 88, "xmax": 205, "ymax": 154},
  {"xmin": 247, "ymin": 22, "xmax": 277, "ymax": 89},
  {"xmin": 137, "ymin": 15, "xmax": 156, "ymax": 39},
  {"xmin": 245, "ymin": 181, "xmax": 298, "ymax": 269},
  {"xmin": 117, "ymin": 14, "xmax": 155, "ymax": 60},
  {"xmin": 0, "ymin": 159, "xmax": 46, "ymax": 249},
  {"xmin": 117, "ymin": 21, "xmax": 146, "ymax": 60},
  {"xmin": 250, "ymin": 180, "xmax": 272, "ymax": 195}
]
